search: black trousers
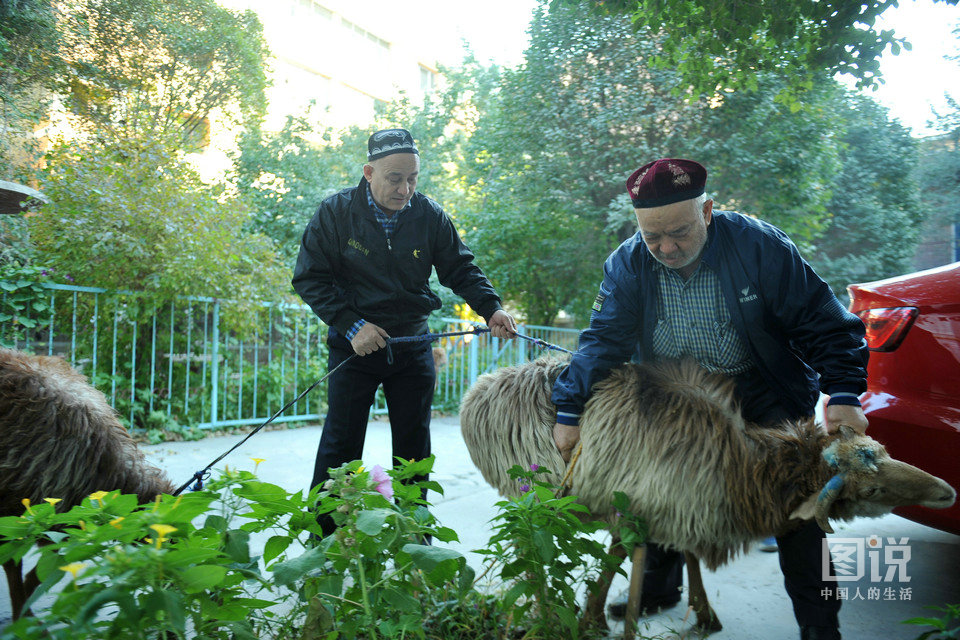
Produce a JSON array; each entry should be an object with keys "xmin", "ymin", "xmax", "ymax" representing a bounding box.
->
[
  {"xmin": 311, "ymin": 334, "xmax": 435, "ymax": 535},
  {"xmin": 643, "ymin": 369, "xmax": 840, "ymax": 628}
]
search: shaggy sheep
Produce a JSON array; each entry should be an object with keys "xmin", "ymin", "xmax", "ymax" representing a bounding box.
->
[
  {"xmin": 459, "ymin": 356, "xmax": 957, "ymax": 632},
  {"xmin": 0, "ymin": 348, "xmax": 175, "ymax": 620}
]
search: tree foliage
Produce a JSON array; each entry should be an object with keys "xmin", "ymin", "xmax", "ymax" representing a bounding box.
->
[
  {"xmin": 688, "ymin": 75, "xmax": 844, "ymax": 246},
  {"xmin": 0, "ymin": 0, "xmax": 61, "ymax": 178},
  {"xmin": 809, "ymin": 91, "xmax": 921, "ymax": 291},
  {"xmin": 570, "ymin": 0, "xmax": 960, "ymax": 104},
  {"xmin": 457, "ymin": 2, "xmax": 706, "ymax": 324},
  {"xmin": 56, "ymin": 0, "xmax": 269, "ymax": 147},
  {"xmin": 29, "ymin": 136, "xmax": 290, "ymax": 319},
  {"xmin": 233, "ymin": 113, "xmax": 369, "ymax": 263}
]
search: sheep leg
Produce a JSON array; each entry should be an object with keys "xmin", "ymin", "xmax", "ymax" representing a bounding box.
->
[
  {"xmin": 3, "ymin": 559, "xmax": 26, "ymax": 620},
  {"xmin": 622, "ymin": 543, "xmax": 647, "ymax": 640},
  {"xmin": 581, "ymin": 535, "xmax": 629, "ymax": 631},
  {"xmin": 684, "ymin": 551, "xmax": 722, "ymax": 633}
]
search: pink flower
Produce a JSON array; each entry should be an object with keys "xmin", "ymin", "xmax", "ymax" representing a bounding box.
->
[
  {"xmin": 530, "ymin": 464, "xmax": 539, "ymax": 471},
  {"xmin": 370, "ymin": 465, "xmax": 393, "ymax": 500}
]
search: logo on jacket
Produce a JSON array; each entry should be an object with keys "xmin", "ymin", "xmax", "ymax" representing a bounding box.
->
[
  {"xmin": 347, "ymin": 238, "xmax": 370, "ymax": 256},
  {"xmin": 738, "ymin": 286, "xmax": 758, "ymax": 303},
  {"xmin": 412, "ymin": 249, "xmax": 421, "ymax": 259},
  {"xmin": 592, "ymin": 293, "xmax": 605, "ymax": 313}
]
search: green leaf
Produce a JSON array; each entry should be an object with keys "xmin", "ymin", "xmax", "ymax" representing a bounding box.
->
[
  {"xmin": 381, "ymin": 587, "xmax": 420, "ymax": 613},
  {"xmin": 224, "ymin": 529, "xmax": 251, "ymax": 563},
  {"xmin": 401, "ymin": 543, "xmax": 464, "ymax": 572},
  {"xmin": 180, "ymin": 564, "xmax": 228, "ymax": 593},
  {"xmin": 263, "ymin": 534, "xmax": 291, "ymax": 563},
  {"xmin": 533, "ymin": 527, "xmax": 556, "ymax": 563},
  {"xmin": 270, "ymin": 545, "xmax": 327, "ymax": 588},
  {"xmin": 355, "ymin": 508, "xmax": 391, "ymax": 535}
]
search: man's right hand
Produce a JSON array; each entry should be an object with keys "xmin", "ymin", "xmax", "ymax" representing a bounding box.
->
[
  {"xmin": 350, "ymin": 322, "xmax": 390, "ymax": 356},
  {"xmin": 553, "ymin": 423, "xmax": 581, "ymax": 463}
]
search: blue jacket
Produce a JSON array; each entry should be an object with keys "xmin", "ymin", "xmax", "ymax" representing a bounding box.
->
[{"xmin": 551, "ymin": 211, "xmax": 868, "ymax": 419}]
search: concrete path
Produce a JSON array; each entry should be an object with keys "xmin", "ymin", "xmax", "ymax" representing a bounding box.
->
[{"xmin": 3, "ymin": 415, "xmax": 958, "ymax": 639}]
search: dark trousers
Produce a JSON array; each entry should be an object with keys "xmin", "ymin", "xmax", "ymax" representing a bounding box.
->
[
  {"xmin": 643, "ymin": 369, "xmax": 839, "ymax": 628},
  {"xmin": 311, "ymin": 335, "xmax": 435, "ymax": 535}
]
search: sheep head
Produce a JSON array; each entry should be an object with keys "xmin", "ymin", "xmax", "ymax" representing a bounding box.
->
[{"xmin": 791, "ymin": 426, "xmax": 956, "ymax": 533}]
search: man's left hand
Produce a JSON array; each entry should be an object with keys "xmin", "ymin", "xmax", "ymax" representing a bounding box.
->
[
  {"xmin": 824, "ymin": 403, "xmax": 869, "ymax": 435},
  {"xmin": 487, "ymin": 309, "xmax": 518, "ymax": 340}
]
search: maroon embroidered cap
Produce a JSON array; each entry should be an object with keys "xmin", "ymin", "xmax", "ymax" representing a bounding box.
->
[{"xmin": 626, "ymin": 158, "xmax": 707, "ymax": 208}]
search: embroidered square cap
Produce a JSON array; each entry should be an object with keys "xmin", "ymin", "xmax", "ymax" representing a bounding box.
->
[
  {"xmin": 626, "ymin": 158, "xmax": 706, "ymax": 208},
  {"xmin": 368, "ymin": 128, "xmax": 419, "ymax": 161}
]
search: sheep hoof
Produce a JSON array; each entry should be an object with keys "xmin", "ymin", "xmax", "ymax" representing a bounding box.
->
[{"xmin": 694, "ymin": 610, "xmax": 723, "ymax": 634}]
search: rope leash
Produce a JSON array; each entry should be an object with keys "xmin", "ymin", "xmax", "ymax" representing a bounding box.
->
[
  {"xmin": 172, "ymin": 353, "xmax": 359, "ymax": 496},
  {"xmin": 555, "ymin": 441, "xmax": 584, "ymax": 497},
  {"xmin": 172, "ymin": 326, "xmax": 574, "ymax": 495}
]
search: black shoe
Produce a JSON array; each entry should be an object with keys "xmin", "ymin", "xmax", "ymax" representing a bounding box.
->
[
  {"xmin": 607, "ymin": 591, "xmax": 682, "ymax": 620},
  {"xmin": 800, "ymin": 625, "xmax": 841, "ymax": 640}
]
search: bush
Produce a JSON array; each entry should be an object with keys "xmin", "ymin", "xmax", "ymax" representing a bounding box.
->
[{"xmin": 0, "ymin": 458, "xmax": 628, "ymax": 639}]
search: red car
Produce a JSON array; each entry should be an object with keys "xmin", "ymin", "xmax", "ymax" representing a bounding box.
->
[{"xmin": 847, "ymin": 262, "xmax": 960, "ymax": 535}]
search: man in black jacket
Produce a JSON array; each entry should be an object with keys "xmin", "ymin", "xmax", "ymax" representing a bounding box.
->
[{"xmin": 292, "ymin": 128, "xmax": 515, "ymax": 532}]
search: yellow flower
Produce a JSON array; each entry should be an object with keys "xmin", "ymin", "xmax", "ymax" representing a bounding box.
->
[
  {"xmin": 357, "ymin": 465, "xmax": 365, "ymax": 473},
  {"xmin": 152, "ymin": 494, "xmax": 161, "ymax": 512},
  {"xmin": 148, "ymin": 524, "xmax": 177, "ymax": 549},
  {"xmin": 250, "ymin": 457, "xmax": 266, "ymax": 472},
  {"xmin": 109, "ymin": 517, "xmax": 125, "ymax": 529},
  {"xmin": 59, "ymin": 562, "xmax": 88, "ymax": 580},
  {"xmin": 43, "ymin": 498, "xmax": 62, "ymax": 507},
  {"xmin": 21, "ymin": 498, "xmax": 34, "ymax": 515},
  {"xmin": 88, "ymin": 491, "xmax": 109, "ymax": 506}
]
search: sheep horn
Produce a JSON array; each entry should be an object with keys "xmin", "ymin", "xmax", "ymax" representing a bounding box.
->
[
  {"xmin": 837, "ymin": 424, "xmax": 856, "ymax": 439},
  {"xmin": 814, "ymin": 473, "xmax": 845, "ymax": 534}
]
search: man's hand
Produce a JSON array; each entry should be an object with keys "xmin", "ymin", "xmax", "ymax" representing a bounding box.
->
[
  {"xmin": 487, "ymin": 309, "xmax": 518, "ymax": 340},
  {"xmin": 824, "ymin": 403, "xmax": 869, "ymax": 435},
  {"xmin": 554, "ymin": 423, "xmax": 581, "ymax": 463},
  {"xmin": 350, "ymin": 322, "xmax": 390, "ymax": 356}
]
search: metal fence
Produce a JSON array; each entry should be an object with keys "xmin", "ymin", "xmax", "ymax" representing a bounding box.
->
[{"xmin": 1, "ymin": 282, "xmax": 581, "ymax": 431}]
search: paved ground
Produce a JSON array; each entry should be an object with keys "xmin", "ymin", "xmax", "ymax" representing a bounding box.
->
[{"xmin": 3, "ymin": 415, "xmax": 958, "ymax": 639}]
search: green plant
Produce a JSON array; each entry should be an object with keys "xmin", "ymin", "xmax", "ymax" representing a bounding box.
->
[
  {"xmin": 0, "ymin": 457, "xmax": 478, "ymax": 640},
  {"xmin": 904, "ymin": 604, "xmax": 960, "ymax": 640},
  {"xmin": 477, "ymin": 464, "xmax": 623, "ymax": 639},
  {"xmin": 0, "ymin": 262, "xmax": 52, "ymax": 348},
  {"xmin": 293, "ymin": 458, "xmax": 475, "ymax": 639}
]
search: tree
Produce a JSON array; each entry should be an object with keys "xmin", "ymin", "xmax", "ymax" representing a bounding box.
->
[
  {"xmin": 0, "ymin": 0, "xmax": 61, "ymax": 178},
  {"xmin": 809, "ymin": 90, "xmax": 922, "ymax": 292},
  {"xmin": 458, "ymin": 2, "xmax": 707, "ymax": 324},
  {"xmin": 684, "ymin": 75, "xmax": 844, "ymax": 247},
  {"xmin": 232, "ymin": 113, "xmax": 369, "ymax": 263},
  {"xmin": 29, "ymin": 136, "xmax": 290, "ymax": 320},
  {"xmin": 572, "ymin": 0, "xmax": 959, "ymax": 104},
  {"xmin": 56, "ymin": 0, "xmax": 269, "ymax": 147}
]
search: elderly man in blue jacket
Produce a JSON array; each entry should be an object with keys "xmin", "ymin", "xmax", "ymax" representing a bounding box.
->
[{"xmin": 551, "ymin": 158, "xmax": 868, "ymax": 640}]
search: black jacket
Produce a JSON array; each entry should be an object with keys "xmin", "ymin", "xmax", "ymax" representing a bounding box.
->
[{"xmin": 292, "ymin": 177, "xmax": 502, "ymax": 337}]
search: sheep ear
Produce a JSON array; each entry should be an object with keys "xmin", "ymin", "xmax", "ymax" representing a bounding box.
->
[{"xmin": 789, "ymin": 493, "xmax": 818, "ymax": 521}]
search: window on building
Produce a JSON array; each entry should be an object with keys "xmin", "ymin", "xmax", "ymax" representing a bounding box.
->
[{"xmin": 420, "ymin": 66, "xmax": 436, "ymax": 92}]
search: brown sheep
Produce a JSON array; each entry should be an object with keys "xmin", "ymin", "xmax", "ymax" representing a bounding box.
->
[
  {"xmin": 459, "ymin": 356, "xmax": 957, "ymax": 632},
  {"xmin": 0, "ymin": 348, "xmax": 175, "ymax": 620}
]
